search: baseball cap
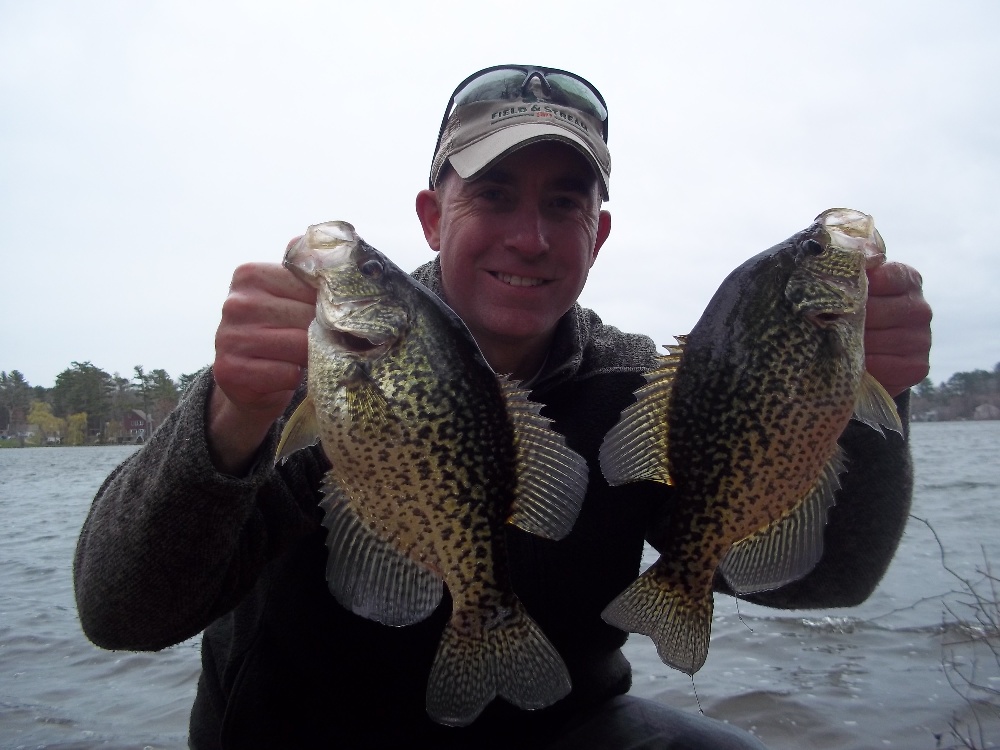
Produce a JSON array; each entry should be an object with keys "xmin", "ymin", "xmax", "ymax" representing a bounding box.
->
[{"xmin": 429, "ymin": 65, "xmax": 611, "ymax": 200}]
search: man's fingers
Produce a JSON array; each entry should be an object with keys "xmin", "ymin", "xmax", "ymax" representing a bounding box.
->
[
  {"xmin": 865, "ymin": 291, "xmax": 933, "ymax": 331},
  {"xmin": 863, "ymin": 260, "xmax": 932, "ymax": 395},
  {"xmin": 865, "ymin": 260, "xmax": 932, "ymax": 332},
  {"xmin": 864, "ymin": 324, "xmax": 931, "ymax": 358},
  {"xmin": 865, "ymin": 324, "xmax": 932, "ymax": 392},
  {"xmin": 213, "ymin": 354, "xmax": 304, "ymax": 407},
  {"xmin": 865, "ymin": 352, "xmax": 931, "ymax": 397},
  {"xmin": 230, "ymin": 262, "xmax": 317, "ymax": 306},
  {"xmin": 215, "ymin": 324, "xmax": 309, "ymax": 368},
  {"xmin": 867, "ymin": 261, "xmax": 923, "ymax": 298}
]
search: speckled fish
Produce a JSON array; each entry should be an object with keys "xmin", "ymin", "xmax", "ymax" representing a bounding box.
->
[
  {"xmin": 276, "ymin": 221, "xmax": 589, "ymax": 726},
  {"xmin": 598, "ymin": 208, "xmax": 902, "ymax": 675}
]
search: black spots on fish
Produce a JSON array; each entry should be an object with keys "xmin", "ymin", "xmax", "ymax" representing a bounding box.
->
[
  {"xmin": 599, "ymin": 213, "xmax": 880, "ymax": 678},
  {"xmin": 289, "ymin": 226, "xmax": 586, "ymax": 725},
  {"xmin": 784, "ymin": 283, "xmax": 808, "ymax": 309},
  {"xmin": 733, "ymin": 434, "xmax": 761, "ymax": 468}
]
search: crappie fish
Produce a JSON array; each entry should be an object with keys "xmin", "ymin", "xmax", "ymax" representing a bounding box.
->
[
  {"xmin": 276, "ymin": 221, "xmax": 589, "ymax": 726},
  {"xmin": 598, "ymin": 208, "xmax": 902, "ymax": 675}
]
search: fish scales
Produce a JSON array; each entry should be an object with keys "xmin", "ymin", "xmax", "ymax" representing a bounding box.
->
[
  {"xmin": 277, "ymin": 220, "xmax": 588, "ymax": 726},
  {"xmin": 319, "ymin": 327, "xmax": 510, "ymax": 573},
  {"xmin": 599, "ymin": 208, "xmax": 902, "ymax": 675}
]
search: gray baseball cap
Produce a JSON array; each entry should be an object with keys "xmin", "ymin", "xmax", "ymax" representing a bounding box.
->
[{"xmin": 429, "ymin": 66, "xmax": 611, "ymax": 200}]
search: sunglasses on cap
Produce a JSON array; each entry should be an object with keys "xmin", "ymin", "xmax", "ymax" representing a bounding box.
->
[{"xmin": 431, "ymin": 65, "xmax": 609, "ymax": 185}]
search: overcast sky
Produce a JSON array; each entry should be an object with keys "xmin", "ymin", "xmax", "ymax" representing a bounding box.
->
[{"xmin": 2, "ymin": 1, "xmax": 997, "ymax": 389}]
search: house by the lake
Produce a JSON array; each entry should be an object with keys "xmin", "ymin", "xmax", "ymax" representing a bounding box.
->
[{"xmin": 121, "ymin": 409, "xmax": 152, "ymax": 443}]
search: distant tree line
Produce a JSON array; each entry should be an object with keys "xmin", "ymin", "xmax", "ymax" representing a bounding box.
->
[
  {"xmin": 2, "ymin": 359, "xmax": 996, "ymax": 445},
  {"xmin": 0, "ymin": 363, "xmax": 204, "ymax": 445},
  {"xmin": 911, "ymin": 362, "xmax": 1000, "ymax": 421}
]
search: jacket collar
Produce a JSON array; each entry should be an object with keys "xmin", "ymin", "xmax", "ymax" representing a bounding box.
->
[{"xmin": 410, "ymin": 257, "xmax": 590, "ymax": 394}]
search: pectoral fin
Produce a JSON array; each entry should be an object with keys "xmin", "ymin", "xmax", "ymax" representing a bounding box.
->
[
  {"xmin": 853, "ymin": 371, "xmax": 903, "ymax": 436},
  {"xmin": 345, "ymin": 374, "xmax": 394, "ymax": 429},
  {"xmin": 275, "ymin": 396, "xmax": 320, "ymax": 463}
]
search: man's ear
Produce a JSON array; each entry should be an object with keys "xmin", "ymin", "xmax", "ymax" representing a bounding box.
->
[
  {"xmin": 415, "ymin": 189, "xmax": 443, "ymax": 251},
  {"xmin": 591, "ymin": 209, "xmax": 611, "ymax": 266}
]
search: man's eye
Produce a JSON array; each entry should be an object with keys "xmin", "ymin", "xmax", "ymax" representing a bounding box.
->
[{"xmin": 551, "ymin": 196, "xmax": 581, "ymax": 211}]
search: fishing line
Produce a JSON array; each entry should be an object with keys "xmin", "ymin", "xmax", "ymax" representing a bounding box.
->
[
  {"xmin": 735, "ymin": 596, "xmax": 754, "ymax": 633},
  {"xmin": 689, "ymin": 675, "xmax": 704, "ymax": 714}
]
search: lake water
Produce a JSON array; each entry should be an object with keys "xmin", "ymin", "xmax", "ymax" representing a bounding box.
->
[{"xmin": 1, "ymin": 421, "xmax": 998, "ymax": 749}]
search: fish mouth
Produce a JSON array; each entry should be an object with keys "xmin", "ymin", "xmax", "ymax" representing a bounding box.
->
[
  {"xmin": 319, "ymin": 296, "xmax": 399, "ymax": 355},
  {"xmin": 329, "ymin": 327, "xmax": 391, "ymax": 355},
  {"xmin": 318, "ymin": 297, "xmax": 378, "ymax": 330},
  {"xmin": 817, "ymin": 208, "xmax": 886, "ymax": 268},
  {"xmin": 325, "ymin": 297, "xmax": 379, "ymax": 319},
  {"xmin": 327, "ymin": 320, "xmax": 398, "ymax": 356},
  {"xmin": 804, "ymin": 307, "xmax": 862, "ymax": 329},
  {"xmin": 806, "ymin": 311, "xmax": 846, "ymax": 328}
]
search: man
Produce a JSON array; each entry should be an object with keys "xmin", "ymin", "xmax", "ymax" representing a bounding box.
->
[{"xmin": 75, "ymin": 65, "xmax": 932, "ymax": 749}]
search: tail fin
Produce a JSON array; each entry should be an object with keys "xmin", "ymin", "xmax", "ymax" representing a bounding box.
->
[
  {"xmin": 425, "ymin": 602, "xmax": 571, "ymax": 726},
  {"xmin": 601, "ymin": 566, "xmax": 713, "ymax": 676}
]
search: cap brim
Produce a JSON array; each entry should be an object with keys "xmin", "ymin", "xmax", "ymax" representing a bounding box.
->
[{"xmin": 447, "ymin": 124, "xmax": 610, "ymax": 201}]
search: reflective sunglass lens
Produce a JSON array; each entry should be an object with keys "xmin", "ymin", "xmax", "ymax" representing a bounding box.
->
[
  {"xmin": 450, "ymin": 67, "xmax": 607, "ymax": 125},
  {"xmin": 545, "ymin": 73, "xmax": 608, "ymax": 121},
  {"xmin": 453, "ymin": 69, "xmax": 527, "ymax": 108}
]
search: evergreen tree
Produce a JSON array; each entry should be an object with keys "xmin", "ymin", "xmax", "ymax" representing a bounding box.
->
[
  {"xmin": 52, "ymin": 362, "xmax": 114, "ymax": 439},
  {"xmin": 0, "ymin": 370, "xmax": 32, "ymax": 433}
]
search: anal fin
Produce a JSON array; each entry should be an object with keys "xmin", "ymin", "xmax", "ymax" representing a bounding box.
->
[
  {"xmin": 720, "ymin": 448, "xmax": 846, "ymax": 594},
  {"xmin": 320, "ymin": 481, "xmax": 443, "ymax": 626}
]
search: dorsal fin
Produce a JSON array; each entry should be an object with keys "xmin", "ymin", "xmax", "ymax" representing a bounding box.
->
[
  {"xmin": 598, "ymin": 338, "xmax": 685, "ymax": 487},
  {"xmin": 500, "ymin": 376, "xmax": 588, "ymax": 540}
]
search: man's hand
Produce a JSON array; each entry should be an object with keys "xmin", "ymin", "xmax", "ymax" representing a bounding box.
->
[
  {"xmin": 208, "ymin": 250, "xmax": 316, "ymax": 475},
  {"xmin": 865, "ymin": 261, "xmax": 932, "ymax": 397}
]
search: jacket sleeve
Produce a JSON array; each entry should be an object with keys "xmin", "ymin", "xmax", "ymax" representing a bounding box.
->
[
  {"xmin": 716, "ymin": 391, "xmax": 914, "ymax": 609},
  {"xmin": 73, "ymin": 368, "xmax": 326, "ymax": 651}
]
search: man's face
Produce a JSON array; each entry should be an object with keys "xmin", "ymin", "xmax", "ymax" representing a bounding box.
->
[{"xmin": 416, "ymin": 141, "xmax": 611, "ymax": 369}]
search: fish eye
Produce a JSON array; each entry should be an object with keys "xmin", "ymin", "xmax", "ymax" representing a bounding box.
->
[
  {"xmin": 360, "ymin": 259, "xmax": 384, "ymax": 278},
  {"xmin": 801, "ymin": 239, "xmax": 825, "ymax": 256}
]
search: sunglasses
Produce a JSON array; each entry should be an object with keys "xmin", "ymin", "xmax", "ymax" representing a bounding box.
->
[{"xmin": 431, "ymin": 65, "xmax": 609, "ymax": 180}]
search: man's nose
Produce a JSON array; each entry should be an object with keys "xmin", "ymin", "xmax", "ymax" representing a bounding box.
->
[{"xmin": 505, "ymin": 204, "xmax": 550, "ymax": 257}]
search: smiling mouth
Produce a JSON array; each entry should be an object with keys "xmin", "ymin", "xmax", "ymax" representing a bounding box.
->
[{"xmin": 493, "ymin": 272, "xmax": 547, "ymax": 288}]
